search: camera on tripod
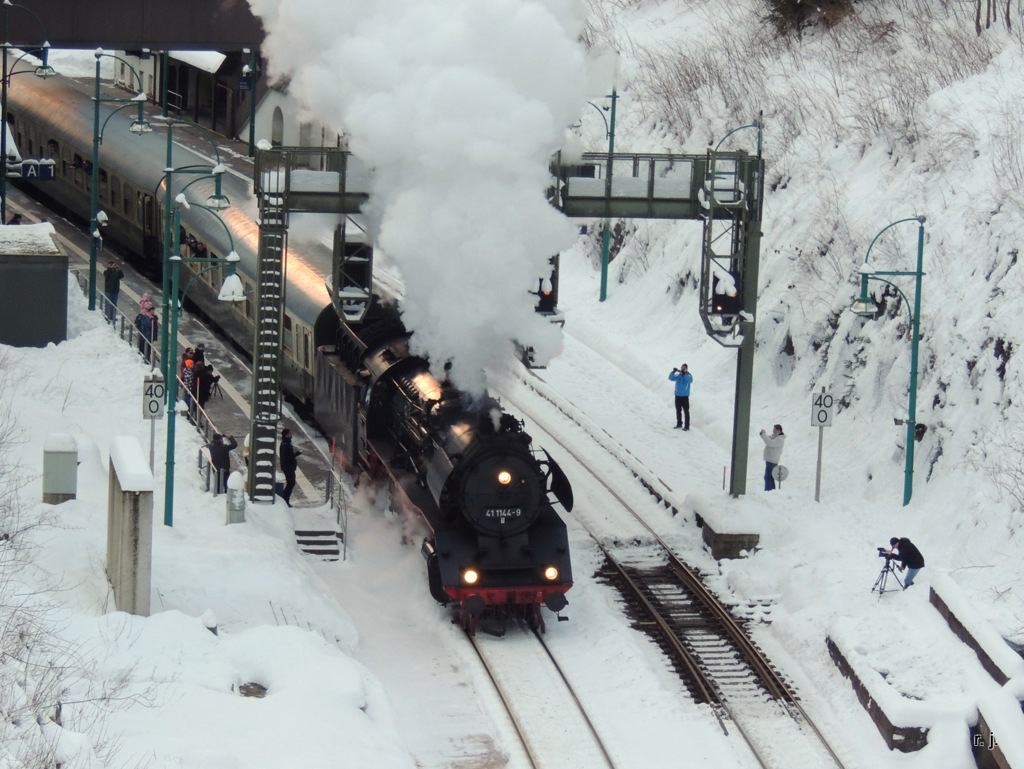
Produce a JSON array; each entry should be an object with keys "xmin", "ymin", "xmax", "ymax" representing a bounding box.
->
[{"xmin": 872, "ymin": 547, "xmax": 902, "ymax": 595}]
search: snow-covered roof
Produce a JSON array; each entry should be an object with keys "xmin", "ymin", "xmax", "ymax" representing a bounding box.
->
[
  {"xmin": 169, "ymin": 51, "xmax": 227, "ymax": 74},
  {"xmin": 0, "ymin": 222, "xmax": 60, "ymax": 255}
]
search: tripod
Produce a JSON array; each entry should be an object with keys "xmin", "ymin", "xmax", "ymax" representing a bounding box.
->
[{"xmin": 871, "ymin": 557, "xmax": 903, "ymax": 596}]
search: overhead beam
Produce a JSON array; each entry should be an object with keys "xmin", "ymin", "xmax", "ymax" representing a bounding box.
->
[{"xmin": 4, "ymin": 0, "xmax": 264, "ymax": 50}]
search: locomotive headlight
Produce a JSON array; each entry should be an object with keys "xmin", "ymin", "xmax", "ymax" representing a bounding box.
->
[
  {"xmin": 497, "ymin": 470, "xmax": 512, "ymax": 485},
  {"xmin": 463, "ymin": 568, "xmax": 480, "ymax": 585},
  {"xmin": 543, "ymin": 566, "xmax": 559, "ymax": 581}
]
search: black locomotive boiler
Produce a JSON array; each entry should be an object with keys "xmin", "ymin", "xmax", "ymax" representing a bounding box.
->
[{"xmin": 315, "ymin": 303, "xmax": 574, "ymax": 633}]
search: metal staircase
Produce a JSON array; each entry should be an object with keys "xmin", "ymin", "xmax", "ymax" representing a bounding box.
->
[{"xmin": 249, "ymin": 189, "xmax": 288, "ymax": 502}]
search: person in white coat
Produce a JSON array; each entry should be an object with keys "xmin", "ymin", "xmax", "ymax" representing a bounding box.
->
[{"xmin": 760, "ymin": 424, "xmax": 785, "ymax": 491}]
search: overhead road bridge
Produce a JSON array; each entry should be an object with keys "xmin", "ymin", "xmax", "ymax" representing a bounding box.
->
[{"xmin": 3, "ymin": 0, "xmax": 263, "ymax": 50}]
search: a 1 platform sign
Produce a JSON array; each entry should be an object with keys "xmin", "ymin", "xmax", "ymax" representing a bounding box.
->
[
  {"xmin": 143, "ymin": 375, "xmax": 166, "ymax": 419},
  {"xmin": 811, "ymin": 389, "xmax": 834, "ymax": 427}
]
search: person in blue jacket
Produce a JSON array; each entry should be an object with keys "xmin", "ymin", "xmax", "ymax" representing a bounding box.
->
[{"xmin": 669, "ymin": 363, "xmax": 693, "ymax": 430}]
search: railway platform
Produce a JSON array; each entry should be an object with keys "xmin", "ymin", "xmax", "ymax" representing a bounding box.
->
[{"xmin": 5, "ymin": 187, "xmax": 348, "ymax": 558}]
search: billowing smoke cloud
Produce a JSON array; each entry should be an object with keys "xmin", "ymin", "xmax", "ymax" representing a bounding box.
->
[{"xmin": 246, "ymin": 0, "xmax": 589, "ymax": 395}]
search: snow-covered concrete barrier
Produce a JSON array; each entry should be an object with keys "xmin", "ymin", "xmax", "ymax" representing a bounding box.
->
[
  {"xmin": 106, "ymin": 436, "xmax": 154, "ymax": 616},
  {"xmin": 687, "ymin": 494, "xmax": 760, "ymax": 559},
  {"xmin": 930, "ymin": 574, "xmax": 1024, "ymax": 687},
  {"xmin": 825, "ymin": 635, "xmax": 931, "ymax": 752}
]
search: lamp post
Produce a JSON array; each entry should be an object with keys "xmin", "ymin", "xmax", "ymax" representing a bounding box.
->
[
  {"xmin": 1, "ymin": 0, "xmax": 54, "ymax": 224},
  {"xmin": 851, "ymin": 215, "xmax": 927, "ymax": 506},
  {"xmin": 153, "ymin": 115, "xmax": 228, "ymax": 386},
  {"xmin": 163, "ymin": 197, "xmax": 245, "ymax": 527},
  {"xmin": 88, "ymin": 50, "xmax": 152, "ymax": 311},
  {"xmin": 590, "ymin": 89, "xmax": 617, "ymax": 302}
]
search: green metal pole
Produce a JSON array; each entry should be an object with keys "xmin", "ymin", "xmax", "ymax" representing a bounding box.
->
[
  {"xmin": 88, "ymin": 52, "xmax": 101, "ymax": 311},
  {"xmin": 904, "ymin": 221, "xmax": 925, "ymax": 506},
  {"xmin": 161, "ymin": 125, "xmax": 173, "ymax": 384},
  {"xmin": 163, "ymin": 212, "xmax": 180, "ymax": 527},
  {"xmin": 599, "ymin": 88, "xmax": 617, "ymax": 302}
]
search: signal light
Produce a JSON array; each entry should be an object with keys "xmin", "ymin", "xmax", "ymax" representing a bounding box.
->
[
  {"xmin": 711, "ymin": 273, "xmax": 741, "ymax": 315},
  {"xmin": 543, "ymin": 566, "xmax": 559, "ymax": 581},
  {"xmin": 463, "ymin": 569, "xmax": 479, "ymax": 585},
  {"xmin": 497, "ymin": 470, "xmax": 512, "ymax": 485}
]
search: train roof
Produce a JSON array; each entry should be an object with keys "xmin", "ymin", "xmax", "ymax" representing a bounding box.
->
[{"xmin": 7, "ymin": 72, "xmax": 337, "ymax": 326}]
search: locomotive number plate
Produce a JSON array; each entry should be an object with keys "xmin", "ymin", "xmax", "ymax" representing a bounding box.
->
[{"xmin": 485, "ymin": 508, "xmax": 522, "ymax": 518}]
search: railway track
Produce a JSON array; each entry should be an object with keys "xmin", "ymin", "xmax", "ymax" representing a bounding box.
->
[
  {"xmin": 498, "ymin": 376, "xmax": 852, "ymax": 769},
  {"xmin": 468, "ymin": 626, "xmax": 617, "ymax": 769}
]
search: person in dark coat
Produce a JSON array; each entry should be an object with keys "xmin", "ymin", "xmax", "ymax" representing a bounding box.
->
[
  {"xmin": 195, "ymin": 363, "xmax": 214, "ymax": 412},
  {"xmin": 886, "ymin": 537, "xmax": 925, "ymax": 588},
  {"xmin": 204, "ymin": 433, "xmax": 237, "ymax": 493},
  {"xmin": 134, "ymin": 300, "xmax": 158, "ymax": 357},
  {"xmin": 278, "ymin": 428, "xmax": 301, "ymax": 507},
  {"xmin": 102, "ymin": 260, "xmax": 124, "ymax": 322},
  {"xmin": 7, "ymin": 212, "xmax": 22, "ymax": 224}
]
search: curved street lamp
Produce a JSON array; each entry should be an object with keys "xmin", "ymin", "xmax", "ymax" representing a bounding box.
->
[
  {"xmin": 587, "ymin": 90, "xmax": 617, "ymax": 302},
  {"xmin": 152, "ymin": 115, "xmax": 228, "ymax": 385},
  {"xmin": 851, "ymin": 215, "xmax": 927, "ymax": 506},
  {"xmin": 163, "ymin": 195, "xmax": 246, "ymax": 527},
  {"xmin": 1, "ymin": 0, "xmax": 55, "ymax": 224},
  {"xmin": 88, "ymin": 49, "xmax": 152, "ymax": 311}
]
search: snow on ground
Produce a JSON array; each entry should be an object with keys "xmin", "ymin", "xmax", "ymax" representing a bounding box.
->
[{"xmin": 4, "ymin": 1, "xmax": 1024, "ymax": 767}]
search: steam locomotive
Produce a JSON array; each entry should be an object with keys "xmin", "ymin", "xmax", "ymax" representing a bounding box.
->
[
  {"xmin": 7, "ymin": 66, "xmax": 575, "ymax": 632},
  {"xmin": 315, "ymin": 302, "xmax": 574, "ymax": 632}
]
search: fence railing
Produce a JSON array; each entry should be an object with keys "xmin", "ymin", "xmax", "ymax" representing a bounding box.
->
[
  {"xmin": 324, "ymin": 467, "xmax": 349, "ymax": 561},
  {"xmin": 75, "ymin": 270, "xmax": 234, "ymax": 495}
]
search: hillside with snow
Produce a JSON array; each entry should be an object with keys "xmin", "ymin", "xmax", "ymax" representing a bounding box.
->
[{"xmin": 572, "ymin": 0, "xmax": 1024, "ymax": 642}]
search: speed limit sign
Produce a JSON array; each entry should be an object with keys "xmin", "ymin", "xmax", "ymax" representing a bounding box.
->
[
  {"xmin": 811, "ymin": 389, "xmax": 834, "ymax": 427},
  {"xmin": 143, "ymin": 375, "xmax": 166, "ymax": 419}
]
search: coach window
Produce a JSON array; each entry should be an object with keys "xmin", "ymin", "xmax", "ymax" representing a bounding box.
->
[
  {"xmin": 123, "ymin": 183, "xmax": 133, "ymax": 216},
  {"xmin": 47, "ymin": 139, "xmax": 59, "ymax": 158},
  {"xmin": 136, "ymin": 191, "xmax": 145, "ymax": 223},
  {"xmin": 72, "ymin": 154, "xmax": 86, "ymax": 187},
  {"xmin": 98, "ymin": 169, "xmax": 109, "ymax": 202},
  {"xmin": 283, "ymin": 314, "xmax": 293, "ymax": 353},
  {"xmin": 110, "ymin": 175, "xmax": 120, "ymax": 210}
]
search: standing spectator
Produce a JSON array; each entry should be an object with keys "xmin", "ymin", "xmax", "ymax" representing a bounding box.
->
[
  {"xmin": 195, "ymin": 363, "xmax": 214, "ymax": 413},
  {"xmin": 102, "ymin": 260, "xmax": 124, "ymax": 322},
  {"xmin": 886, "ymin": 537, "xmax": 925, "ymax": 588},
  {"xmin": 134, "ymin": 300, "xmax": 158, "ymax": 358},
  {"xmin": 193, "ymin": 343, "xmax": 206, "ymax": 368},
  {"xmin": 760, "ymin": 424, "xmax": 786, "ymax": 491},
  {"xmin": 278, "ymin": 428, "xmax": 302, "ymax": 508},
  {"xmin": 204, "ymin": 433, "xmax": 237, "ymax": 494},
  {"xmin": 668, "ymin": 363, "xmax": 693, "ymax": 430},
  {"xmin": 7, "ymin": 212, "xmax": 22, "ymax": 224},
  {"xmin": 182, "ymin": 358, "xmax": 197, "ymax": 421}
]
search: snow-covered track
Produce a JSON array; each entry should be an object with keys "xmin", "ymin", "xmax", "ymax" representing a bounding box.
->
[
  {"xmin": 468, "ymin": 627, "xmax": 617, "ymax": 769},
  {"xmin": 498, "ymin": 383, "xmax": 852, "ymax": 769}
]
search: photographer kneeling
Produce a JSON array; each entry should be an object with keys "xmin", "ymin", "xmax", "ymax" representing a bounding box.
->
[{"xmin": 884, "ymin": 536, "xmax": 925, "ymax": 588}]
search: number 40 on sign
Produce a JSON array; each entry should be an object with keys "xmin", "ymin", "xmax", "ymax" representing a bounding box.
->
[
  {"xmin": 811, "ymin": 390, "xmax": 834, "ymax": 427},
  {"xmin": 143, "ymin": 376, "xmax": 166, "ymax": 420}
]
